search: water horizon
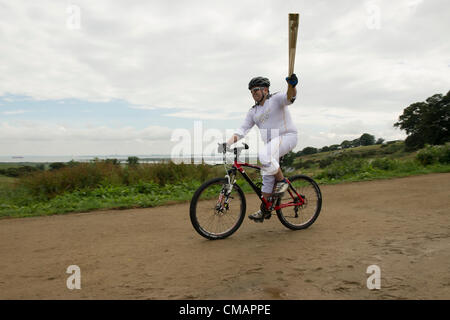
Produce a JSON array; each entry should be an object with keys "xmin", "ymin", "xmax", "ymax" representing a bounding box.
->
[{"xmin": 0, "ymin": 154, "xmax": 259, "ymax": 164}]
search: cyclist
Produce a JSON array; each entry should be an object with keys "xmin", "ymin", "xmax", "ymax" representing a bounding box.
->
[{"xmin": 218, "ymin": 74, "xmax": 299, "ymax": 221}]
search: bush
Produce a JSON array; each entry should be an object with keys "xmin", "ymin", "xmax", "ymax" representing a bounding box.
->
[
  {"xmin": 281, "ymin": 151, "xmax": 296, "ymax": 167},
  {"xmin": 105, "ymin": 158, "xmax": 120, "ymax": 165},
  {"xmin": 1, "ymin": 166, "xmax": 39, "ymax": 177},
  {"xmin": 362, "ymin": 149, "xmax": 377, "ymax": 157},
  {"xmin": 416, "ymin": 144, "xmax": 450, "ymax": 166},
  {"xmin": 405, "ymin": 134, "xmax": 425, "ymax": 151},
  {"xmin": 49, "ymin": 162, "xmax": 66, "ymax": 171},
  {"xmin": 316, "ymin": 158, "xmax": 368, "ymax": 180},
  {"xmin": 67, "ymin": 160, "xmax": 81, "ymax": 167},
  {"xmin": 18, "ymin": 160, "xmax": 223, "ymax": 199},
  {"xmin": 127, "ymin": 156, "xmax": 139, "ymax": 166},
  {"xmin": 372, "ymin": 158, "xmax": 399, "ymax": 171},
  {"xmin": 294, "ymin": 159, "xmax": 315, "ymax": 169},
  {"xmin": 381, "ymin": 142, "xmax": 404, "ymax": 154},
  {"xmin": 20, "ymin": 162, "xmax": 122, "ymax": 198},
  {"xmin": 4, "ymin": 168, "xmax": 20, "ymax": 177},
  {"xmin": 301, "ymin": 147, "xmax": 318, "ymax": 155},
  {"xmin": 319, "ymin": 157, "xmax": 333, "ymax": 168}
]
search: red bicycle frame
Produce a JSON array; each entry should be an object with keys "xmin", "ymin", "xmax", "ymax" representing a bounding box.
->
[{"xmin": 231, "ymin": 158, "xmax": 305, "ymax": 211}]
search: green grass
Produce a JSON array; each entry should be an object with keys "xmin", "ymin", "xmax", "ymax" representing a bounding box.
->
[
  {"xmin": 0, "ymin": 175, "xmax": 17, "ymax": 185},
  {"xmin": 0, "ymin": 176, "xmax": 258, "ymax": 219},
  {"xmin": 0, "ymin": 181, "xmax": 203, "ymax": 218},
  {"xmin": 0, "ymin": 143, "xmax": 449, "ymax": 219},
  {"xmin": 293, "ymin": 143, "xmax": 450, "ymax": 184},
  {"xmin": 0, "ymin": 162, "xmax": 47, "ymax": 169},
  {"xmin": 296, "ymin": 141, "xmax": 413, "ymax": 163}
]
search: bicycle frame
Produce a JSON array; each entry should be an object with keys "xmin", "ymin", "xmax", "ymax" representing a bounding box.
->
[{"xmin": 226, "ymin": 150, "xmax": 305, "ymax": 211}]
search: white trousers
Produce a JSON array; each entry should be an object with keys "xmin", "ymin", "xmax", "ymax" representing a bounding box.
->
[{"xmin": 259, "ymin": 133, "xmax": 298, "ymax": 194}]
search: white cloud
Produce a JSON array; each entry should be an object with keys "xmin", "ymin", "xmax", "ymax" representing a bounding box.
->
[
  {"xmin": 0, "ymin": 121, "xmax": 177, "ymax": 155},
  {"xmin": 0, "ymin": 0, "xmax": 447, "ymax": 155},
  {"xmin": 0, "ymin": 122, "xmax": 172, "ymax": 141},
  {"xmin": 163, "ymin": 111, "xmax": 242, "ymax": 120},
  {"xmin": 2, "ymin": 110, "xmax": 26, "ymax": 115},
  {"xmin": 128, "ymin": 105, "xmax": 157, "ymax": 111}
]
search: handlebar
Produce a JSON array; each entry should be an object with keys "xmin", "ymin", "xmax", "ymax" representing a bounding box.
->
[
  {"xmin": 222, "ymin": 142, "xmax": 249, "ymax": 154},
  {"xmin": 221, "ymin": 142, "xmax": 249, "ymax": 164}
]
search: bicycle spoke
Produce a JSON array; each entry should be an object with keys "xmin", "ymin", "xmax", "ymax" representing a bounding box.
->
[
  {"xmin": 191, "ymin": 179, "xmax": 244, "ymax": 238},
  {"xmin": 276, "ymin": 175, "xmax": 322, "ymax": 229}
]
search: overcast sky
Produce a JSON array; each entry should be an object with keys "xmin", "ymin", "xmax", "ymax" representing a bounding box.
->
[{"xmin": 0, "ymin": 0, "xmax": 449, "ymax": 157}]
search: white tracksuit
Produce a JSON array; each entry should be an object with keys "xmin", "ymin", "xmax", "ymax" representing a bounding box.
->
[{"xmin": 235, "ymin": 92, "xmax": 298, "ymax": 193}]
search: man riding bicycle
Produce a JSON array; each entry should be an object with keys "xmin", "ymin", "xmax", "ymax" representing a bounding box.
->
[{"xmin": 218, "ymin": 74, "xmax": 299, "ymax": 222}]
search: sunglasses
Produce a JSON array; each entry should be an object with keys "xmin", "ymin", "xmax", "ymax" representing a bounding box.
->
[{"xmin": 250, "ymin": 87, "xmax": 263, "ymax": 93}]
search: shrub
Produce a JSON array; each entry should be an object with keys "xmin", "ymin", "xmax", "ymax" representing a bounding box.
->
[
  {"xmin": 4, "ymin": 167, "xmax": 20, "ymax": 177},
  {"xmin": 371, "ymin": 158, "xmax": 399, "ymax": 171},
  {"xmin": 67, "ymin": 160, "xmax": 81, "ymax": 167},
  {"xmin": 416, "ymin": 144, "xmax": 450, "ymax": 166},
  {"xmin": 18, "ymin": 160, "xmax": 223, "ymax": 199},
  {"xmin": 316, "ymin": 158, "xmax": 368, "ymax": 180},
  {"xmin": 127, "ymin": 156, "xmax": 139, "ymax": 166},
  {"xmin": 362, "ymin": 149, "xmax": 377, "ymax": 157},
  {"xmin": 381, "ymin": 142, "xmax": 404, "ymax": 154},
  {"xmin": 295, "ymin": 159, "xmax": 316, "ymax": 169},
  {"xmin": 49, "ymin": 162, "xmax": 67, "ymax": 170},
  {"xmin": 20, "ymin": 162, "xmax": 123, "ymax": 198},
  {"xmin": 1, "ymin": 166, "xmax": 39, "ymax": 177},
  {"xmin": 319, "ymin": 157, "xmax": 333, "ymax": 168},
  {"xmin": 105, "ymin": 158, "xmax": 120, "ymax": 165}
]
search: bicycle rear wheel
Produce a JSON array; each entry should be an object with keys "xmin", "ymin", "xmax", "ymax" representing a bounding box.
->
[
  {"xmin": 276, "ymin": 174, "xmax": 322, "ymax": 230},
  {"xmin": 190, "ymin": 177, "xmax": 246, "ymax": 240}
]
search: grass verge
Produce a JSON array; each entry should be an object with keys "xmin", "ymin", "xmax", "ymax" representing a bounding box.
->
[{"xmin": 0, "ymin": 144, "xmax": 449, "ymax": 219}]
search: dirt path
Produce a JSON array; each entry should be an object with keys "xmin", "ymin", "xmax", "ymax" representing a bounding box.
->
[{"xmin": 1, "ymin": 173, "xmax": 449, "ymax": 300}]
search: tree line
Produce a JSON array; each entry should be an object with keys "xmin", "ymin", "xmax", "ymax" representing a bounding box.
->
[
  {"xmin": 294, "ymin": 133, "xmax": 383, "ymax": 157},
  {"xmin": 294, "ymin": 90, "xmax": 449, "ymax": 157},
  {"xmin": 394, "ymin": 90, "xmax": 449, "ymax": 151}
]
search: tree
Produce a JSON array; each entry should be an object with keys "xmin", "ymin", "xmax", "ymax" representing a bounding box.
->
[
  {"xmin": 301, "ymin": 147, "xmax": 318, "ymax": 155},
  {"xmin": 350, "ymin": 138, "xmax": 361, "ymax": 147},
  {"xmin": 394, "ymin": 91, "xmax": 450, "ymax": 150},
  {"xmin": 105, "ymin": 158, "xmax": 120, "ymax": 165},
  {"xmin": 329, "ymin": 144, "xmax": 340, "ymax": 151},
  {"xmin": 127, "ymin": 156, "xmax": 139, "ymax": 166},
  {"xmin": 376, "ymin": 138, "xmax": 385, "ymax": 145},
  {"xmin": 340, "ymin": 140, "xmax": 352, "ymax": 149},
  {"xmin": 282, "ymin": 151, "xmax": 296, "ymax": 167},
  {"xmin": 49, "ymin": 162, "xmax": 66, "ymax": 170},
  {"xmin": 360, "ymin": 133, "xmax": 376, "ymax": 146}
]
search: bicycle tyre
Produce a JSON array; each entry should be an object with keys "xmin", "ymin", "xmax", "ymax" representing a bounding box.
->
[
  {"xmin": 276, "ymin": 174, "xmax": 322, "ymax": 230},
  {"xmin": 190, "ymin": 177, "xmax": 246, "ymax": 240}
]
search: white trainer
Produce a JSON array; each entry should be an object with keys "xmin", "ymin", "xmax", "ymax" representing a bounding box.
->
[
  {"xmin": 248, "ymin": 210, "xmax": 270, "ymax": 222},
  {"xmin": 273, "ymin": 179, "xmax": 289, "ymax": 196}
]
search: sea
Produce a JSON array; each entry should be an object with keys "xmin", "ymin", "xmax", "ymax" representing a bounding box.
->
[{"xmin": 0, "ymin": 154, "xmax": 259, "ymax": 165}]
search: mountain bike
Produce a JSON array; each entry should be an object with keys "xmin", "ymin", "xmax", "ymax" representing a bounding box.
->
[{"xmin": 189, "ymin": 143, "xmax": 322, "ymax": 240}]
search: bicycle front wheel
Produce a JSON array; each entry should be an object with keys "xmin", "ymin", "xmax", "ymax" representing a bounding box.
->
[
  {"xmin": 276, "ymin": 174, "xmax": 322, "ymax": 230},
  {"xmin": 190, "ymin": 177, "xmax": 246, "ymax": 240}
]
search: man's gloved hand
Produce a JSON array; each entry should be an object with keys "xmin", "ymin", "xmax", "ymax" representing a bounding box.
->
[
  {"xmin": 285, "ymin": 73, "xmax": 298, "ymax": 87},
  {"xmin": 217, "ymin": 142, "xmax": 229, "ymax": 153}
]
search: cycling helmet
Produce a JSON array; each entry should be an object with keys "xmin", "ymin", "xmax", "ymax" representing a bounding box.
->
[{"xmin": 248, "ymin": 76, "xmax": 270, "ymax": 90}]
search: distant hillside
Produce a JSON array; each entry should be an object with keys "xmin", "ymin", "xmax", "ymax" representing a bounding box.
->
[{"xmin": 297, "ymin": 141, "xmax": 409, "ymax": 162}]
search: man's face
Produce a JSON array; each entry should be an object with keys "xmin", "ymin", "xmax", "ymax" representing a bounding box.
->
[{"xmin": 250, "ymin": 87, "xmax": 268, "ymax": 101}]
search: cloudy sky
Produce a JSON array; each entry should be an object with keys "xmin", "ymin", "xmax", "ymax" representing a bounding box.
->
[{"xmin": 0, "ymin": 0, "xmax": 449, "ymax": 157}]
